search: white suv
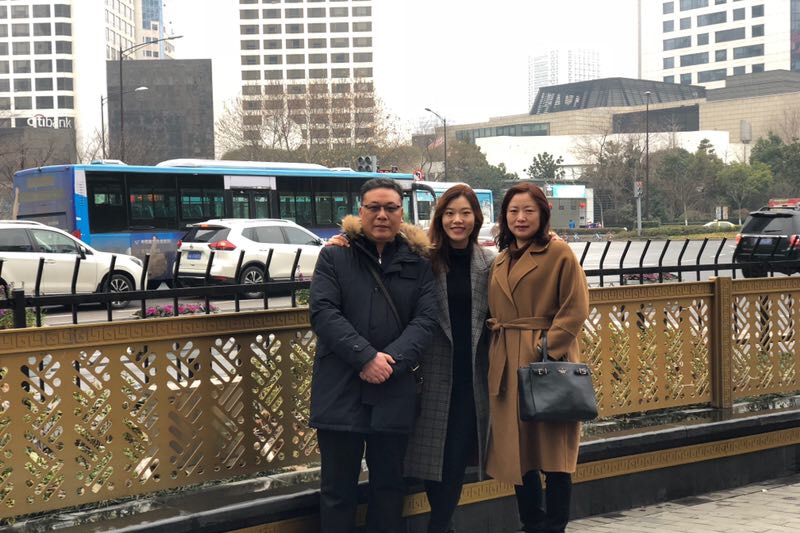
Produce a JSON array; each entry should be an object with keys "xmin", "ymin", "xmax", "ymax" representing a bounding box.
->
[
  {"xmin": 0, "ymin": 221, "xmax": 144, "ymax": 308},
  {"xmin": 177, "ymin": 219, "xmax": 323, "ymax": 293}
]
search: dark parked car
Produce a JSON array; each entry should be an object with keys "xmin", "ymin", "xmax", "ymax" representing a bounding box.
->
[{"xmin": 733, "ymin": 207, "xmax": 800, "ymax": 277}]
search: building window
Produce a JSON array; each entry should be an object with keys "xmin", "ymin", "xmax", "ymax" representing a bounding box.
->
[
  {"xmin": 54, "ymin": 22, "xmax": 71, "ymax": 36},
  {"xmin": 12, "ymin": 23, "xmax": 30, "ymax": 37},
  {"xmin": 331, "ymin": 68, "xmax": 350, "ymax": 78},
  {"xmin": 353, "ymin": 21, "xmax": 372, "ymax": 32},
  {"xmin": 285, "ymin": 8, "xmax": 303, "ymax": 18},
  {"xmin": 697, "ymin": 68, "xmax": 726, "ymax": 82},
  {"xmin": 240, "ymin": 24, "xmax": 258, "ymax": 34},
  {"xmin": 0, "ymin": 26, "xmax": 6, "ymax": 38},
  {"xmin": 34, "ymin": 59, "xmax": 52, "ymax": 72},
  {"xmin": 715, "ymin": 27, "xmax": 745, "ymax": 42},
  {"xmin": 241, "ymin": 55, "xmax": 260, "ymax": 65},
  {"xmin": 286, "ymin": 54, "xmax": 304, "ymax": 64},
  {"xmin": 240, "ymin": 9, "xmax": 259, "ymax": 19},
  {"xmin": 715, "ymin": 0, "xmax": 726, "ymax": 3},
  {"xmin": 15, "ymin": 96, "xmax": 32, "ymax": 109},
  {"xmin": 698, "ymin": 33, "xmax": 709, "ymax": 45},
  {"xmin": 57, "ymin": 95, "xmax": 74, "ymax": 108},
  {"xmin": 680, "ymin": 17, "xmax": 691, "ymax": 29},
  {"xmin": 679, "ymin": 0, "xmax": 708, "ymax": 10},
  {"xmin": 0, "ymin": 6, "xmax": 6, "ymax": 19},
  {"xmin": 752, "ymin": 63, "xmax": 764, "ymax": 72},
  {"xmin": 12, "ymin": 42, "xmax": 30, "ymax": 54},
  {"xmin": 308, "ymin": 23, "xmax": 326, "ymax": 33},
  {"xmin": 33, "ymin": 22, "xmax": 50, "ymax": 36},
  {"xmin": 680, "ymin": 73, "xmax": 692, "ymax": 84},
  {"xmin": 14, "ymin": 78, "xmax": 31, "ymax": 91},
  {"xmin": 663, "ymin": 20, "xmax": 674, "ymax": 32},
  {"xmin": 0, "ymin": 61, "xmax": 8, "ymax": 74},
  {"xmin": 697, "ymin": 11, "xmax": 726, "ymax": 26},
  {"xmin": 329, "ymin": 7, "xmax": 348, "ymax": 16},
  {"xmin": 56, "ymin": 59, "xmax": 71, "ymax": 72},
  {"xmin": 663, "ymin": 75, "xmax": 675, "ymax": 83},
  {"xmin": 309, "ymin": 53, "xmax": 326, "ymax": 64},
  {"xmin": 309, "ymin": 68, "xmax": 327, "ymax": 79},
  {"xmin": 733, "ymin": 65, "xmax": 745, "ymax": 75},
  {"xmin": 56, "ymin": 77, "xmax": 72, "ymax": 90},
  {"xmin": 55, "ymin": 41, "xmax": 71, "ymax": 54},
  {"xmin": 309, "ymin": 38, "xmax": 326, "ymax": 48},
  {"xmin": 264, "ymin": 70, "xmax": 282, "ymax": 80},
  {"xmin": 663, "ymin": 57, "xmax": 675, "ymax": 69},
  {"xmin": 241, "ymin": 40, "xmax": 259, "ymax": 50},
  {"xmin": 308, "ymin": 8, "xmax": 325, "ymax": 17},
  {"xmin": 241, "ymin": 85, "xmax": 261, "ymax": 95},
  {"xmin": 354, "ymin": 67, "xmax": 372, "ymax": 78},
  {"xmin": 330, "ymin": 22, "xmax": 349, "ymax": 32},
  {"xmin": 353, "ymin": 7, "xmax": 371, "ymax": 16},
  {"xmin": 752, "ymin": 4, "xmax": 764, "ymax": 17},
  {"xmin": 35, "ymin": 78, "xmax": 52, "ymax": 91},
  {"xmin": 681, "ymin": 52, "xmax": 709, "ymax": 66},
  {"xmin": 663, "ymin": 2, "xmax": 674, "ymax": 14},
  {"xmin": 733, "ymin": 43, "xmax": 764, "ymax": 59},
  {"xmin": 664, "ymin": 36, "xmax": 691, "ymax": 50},
  {"xmin": 36, "ymin": 96, "xmax": 53, "ymax": 109},
  {"xmin": 264, "ymin": 55, "xmax": 282, "ymax": 65},
  {"xmin": 331, "ymin": 53, "xmax": 349, "ymax": 63},
  {"xmin": 11, "ymin": 5, "xmax": 29, "ymax": 18},
  {"xmin": 715, "ymin": 49, "xmax": 727, "ymax": 61},
  {"xmin": 733, "ymin": 7, "xmax": 744, "ymax": 20},
  {"xmin": 262, "ymin": 8, "xmax": 280, "ymax": 18},
  {"xmin": 287, "ymin": 69, "xmax": 305, "ymax": 79},
  {"xmin": 13, "ymin": 60, "xmax": 30, "ymax": 73},
  {"xmin": 54, "ymin": 5, "xmax": 70, "ymax": 17},
  {"xmin": 331, "ymin": 37, "xmax": 349, "ymax": 48},
  {"xmin": 286, "ymin": 39, "xmax": 304, "ymax": 49},
  {"xmin": 354, "ymin": 53, "xmax": 372, "ymax": 63},
  {"xmin": 285, "ymin": 23, "xmax": 304, "ymax": 33},
  {"xmin": 32, "ymin": 4, "xmax": 50, "ymax": 18},
  {"xmin": 263, "ymin": 39, "xmax": 281, "ymax": 49},
  {"xmin": 752, "ymin": 24, "xmax": 764, "ymax": 37}
]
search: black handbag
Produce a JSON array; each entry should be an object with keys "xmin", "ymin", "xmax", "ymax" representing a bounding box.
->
[{"xmin": 517, "ymin": 332, "xmax": 598, "ymax": 422}]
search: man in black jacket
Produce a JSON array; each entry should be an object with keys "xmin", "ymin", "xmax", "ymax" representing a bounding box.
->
[{"xmin": 310, "ymin": 178, "xmax": 438, "ymax": 533}]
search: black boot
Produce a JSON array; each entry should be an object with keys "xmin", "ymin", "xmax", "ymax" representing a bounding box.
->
[
  {"xmin": 541, "ymin": 472, "xmax": 572, "ymax": 533},
  {"xmin": 514, "ymin": 470, "xmax": 546, "ymax": 533}
]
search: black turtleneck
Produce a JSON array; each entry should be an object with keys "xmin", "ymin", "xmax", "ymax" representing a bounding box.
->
[{"xmin": 447, "ymin": 246, "xmax": 472, "ymax": 385}]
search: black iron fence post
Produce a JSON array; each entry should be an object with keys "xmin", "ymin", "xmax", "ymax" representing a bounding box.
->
[{"xmin": 12, "ymin": 288, "xmax": 26, "ymax": 328}]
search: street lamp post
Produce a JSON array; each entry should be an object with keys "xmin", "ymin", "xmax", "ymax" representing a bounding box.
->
[
  {"xmin": 424, "ymin": 107, "xmax": 447, "ymax": 181},
  {"xmin": 101, "ymin": 87, "xmax": 148, "ymax": 159},
  {"xmin": 117, "ymin": 35, "xmax": 182, "ymax": 161},
  {"xmin": 644, "ymin": 90, "xmax": 652, "ymax": 220}
]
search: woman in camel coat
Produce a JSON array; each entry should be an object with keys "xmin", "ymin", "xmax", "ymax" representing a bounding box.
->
[{"xmin": 486, "ymin": 182, "xmax": 589, "ymax": 533}]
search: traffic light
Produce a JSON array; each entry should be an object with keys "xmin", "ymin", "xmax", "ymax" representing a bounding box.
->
[{"xmin": 357, "ymin": 155, "xmax": 377, "ymax": 173}]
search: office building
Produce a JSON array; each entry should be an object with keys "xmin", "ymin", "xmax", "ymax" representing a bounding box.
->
[
  {"xmin": 237, "ymin": 0, "xmax": 377, "ymax": 147},
  {"xmin": 135, "ymin": 0, "xmax": 174, "ymax": 59},
  {"xmin": 527, "ymin": 48, "xmax": 601, "ymax": 110},
  {"xmin": 639, "ymin": 0, "xmax": 800, "ymax": 88}
]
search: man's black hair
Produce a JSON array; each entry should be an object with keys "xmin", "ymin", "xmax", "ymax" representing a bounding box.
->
[{"xmin": 360, "ymin": 178, "xmax": 404, "ymax": 202}]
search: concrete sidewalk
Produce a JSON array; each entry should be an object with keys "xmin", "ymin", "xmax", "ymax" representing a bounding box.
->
[{"xmin": 568, "ymin": 474, "xmax": 800, "ymax": 533}]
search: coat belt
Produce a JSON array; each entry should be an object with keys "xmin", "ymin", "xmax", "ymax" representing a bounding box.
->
[
  {"xmin": 486, "ymin": 316, "xmax": 552, "ymax": 332},
  {"xmin": 486, "ymin": 316, "xmax": 553, "ymax": 395}
]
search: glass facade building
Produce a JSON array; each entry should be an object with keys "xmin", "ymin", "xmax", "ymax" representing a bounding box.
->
[{"xmin": 792, "ymin": 0, "xmax": 800, "ymax": 71}]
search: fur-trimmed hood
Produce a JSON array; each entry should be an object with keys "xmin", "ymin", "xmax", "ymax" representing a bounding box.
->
[{"xmin": 340, "ymin": 215, "xmax": 431, "ymax": 257}]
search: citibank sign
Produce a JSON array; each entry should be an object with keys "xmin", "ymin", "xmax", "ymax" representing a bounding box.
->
[{"xmin": 27, "ymin": 114, "xmax": 73, "ymax": 129}]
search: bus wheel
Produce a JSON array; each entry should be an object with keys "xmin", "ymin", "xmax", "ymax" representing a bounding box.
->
[
  {"xmin": 108, "ymin": 273, "xmax": 134, "ymax": 309},
  {"xmin": 240, "ymin": 265, "xmax": 268, "ymax": 298}
]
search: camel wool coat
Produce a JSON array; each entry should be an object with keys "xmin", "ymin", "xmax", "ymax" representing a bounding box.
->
[{"xmin": 486, "ymin": 239, "xmax": 589, "ymax": 485}]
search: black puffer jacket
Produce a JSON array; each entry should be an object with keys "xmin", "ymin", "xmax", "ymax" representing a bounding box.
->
[{"xmin": 309, "ymin": 216, "xmax": 438, "ymax": 434}]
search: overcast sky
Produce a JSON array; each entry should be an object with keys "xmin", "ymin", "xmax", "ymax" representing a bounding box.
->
[{"xmin": 163, "ymin": 0, "xmax": 639, "ymax": 129}]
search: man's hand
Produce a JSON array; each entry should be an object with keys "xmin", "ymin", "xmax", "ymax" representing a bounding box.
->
[{"xmin": 360, "ymin": 352, "xmax": 395, "ymax": 384}]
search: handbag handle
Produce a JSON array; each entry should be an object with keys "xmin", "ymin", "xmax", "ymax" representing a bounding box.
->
[{"xmin": 538, "ymin": 331, "xmax": 551, "ymax": 361}]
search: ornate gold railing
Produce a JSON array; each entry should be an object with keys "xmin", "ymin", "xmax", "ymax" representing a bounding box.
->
[{"xmin": 1, "ymin": 276, "xmax": 800, "ymax": 521}]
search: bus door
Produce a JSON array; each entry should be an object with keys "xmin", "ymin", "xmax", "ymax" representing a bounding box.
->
[{"xmin": 231, "ymin": 189, "xmax": 272, "ymax": 219}]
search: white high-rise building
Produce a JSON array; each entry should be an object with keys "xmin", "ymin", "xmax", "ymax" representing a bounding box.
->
[
  {"xmin": 0, "ymin": 0, "xmax": 176, "ymax": 159},
  {"xmin": 527, "ymin": 48, "xmax": 600, "ymax": 110},
  {"xmin": 638, "ymin": 0, "xmax": 800, "ymax": 88},
  {"xmin": 237, "ymin": 0, "xmax": 376, "ymax": 146}
]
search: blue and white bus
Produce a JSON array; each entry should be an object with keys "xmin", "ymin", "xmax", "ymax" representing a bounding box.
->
[
  {"xmin": 413, "ymin": 181, "xmax": 495, "ymax": 229},
  {"xmin": 13, "ymin": 159, "xmax": 425, "ymax": 287}
]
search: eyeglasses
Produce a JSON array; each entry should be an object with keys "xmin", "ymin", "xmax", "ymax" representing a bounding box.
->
[{"xmin": 362, "ymin": 203, "xmax": 401, "ymax": 214}]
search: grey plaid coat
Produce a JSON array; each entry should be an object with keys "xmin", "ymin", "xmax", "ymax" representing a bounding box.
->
[{"xmin": 404, "ymin": 245, "xmax": 496, "ymax": 481}]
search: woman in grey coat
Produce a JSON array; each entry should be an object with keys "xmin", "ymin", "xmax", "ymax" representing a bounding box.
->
[{"xmin": 403, "ymin": 184, "xmax": 495, "ymax": 533}]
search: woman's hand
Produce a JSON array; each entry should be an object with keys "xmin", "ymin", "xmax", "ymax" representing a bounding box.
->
[{"xmin": 326, "ymin": 234, "xmax": 350, "ymax": 248}]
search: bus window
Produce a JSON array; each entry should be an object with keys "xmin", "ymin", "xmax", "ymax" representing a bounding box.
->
[
  {"xmin": 178, "ymin": 176, "xmax": 224, "ymax": 222},
  {"xmin": 127, "ymin": 174, "xmax": 178, "ymax": 229},
  {"xmin": 87, "ymin": 175, "xmax": 126, "ymax": 233},
  {"xmin": 416, "ymin": 190, "xmax": 434, "ymax": 228},
  {"xmin": 316, "ymin": 193, "xmax": 348, "ymax": 225},
  {"xmin": 279, "ymin": 193, "xmax": 313, "ymax": 226}
]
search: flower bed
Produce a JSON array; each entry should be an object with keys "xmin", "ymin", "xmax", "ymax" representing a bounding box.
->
[{"xmin": 134, "ymin": 303, "xmax": 219, "ymax": 319}]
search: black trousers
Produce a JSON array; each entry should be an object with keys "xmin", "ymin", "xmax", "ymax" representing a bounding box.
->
[
  {"xmin": 514, "ymin": 470, "xmax": 572, "ymax": 533},
  {"xmin": 317, "ymin": 429, "xmax": 409, "ymax": 533},
  {"xmin": 424, "ymin": 380, "xmax": 477, "ymax": 533}
]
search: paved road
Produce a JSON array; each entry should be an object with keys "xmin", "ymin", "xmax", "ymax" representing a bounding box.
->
[{"xmin": 568, "ymin": 475, "xmax": 800, "ymax": 533}]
